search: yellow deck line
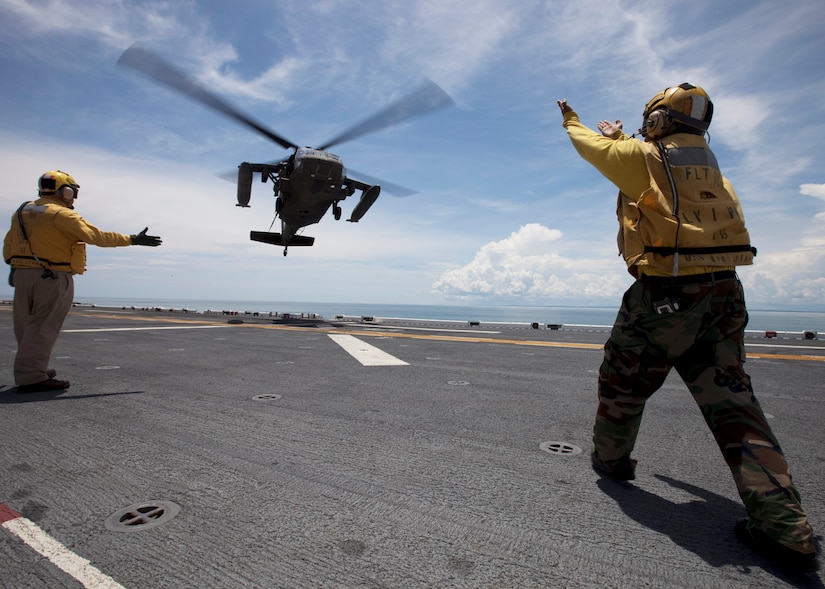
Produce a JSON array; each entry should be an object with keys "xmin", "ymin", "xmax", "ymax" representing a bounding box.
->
[
  {"xmin": 74, "ymin": 310, "xmax": 825, "ymax": 362},
  {"xmin": 4, "ymin": 307, "xmax": 823, "ymax": 362}
]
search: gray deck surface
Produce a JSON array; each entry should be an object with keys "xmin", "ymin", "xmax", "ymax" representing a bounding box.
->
[{"xmin": 1, "ymin": 304, "xmax": 823, "ymax": 588}]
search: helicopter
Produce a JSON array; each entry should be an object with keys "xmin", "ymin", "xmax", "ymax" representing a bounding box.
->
[{"xmin": 116, "ymin": 44, "xmax": 454, "ymax": 255}]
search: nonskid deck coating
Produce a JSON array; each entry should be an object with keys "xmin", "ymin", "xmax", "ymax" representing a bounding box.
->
[{"xmin": 1, "ymin": 305, "xmax": 823, "ymax": 588}]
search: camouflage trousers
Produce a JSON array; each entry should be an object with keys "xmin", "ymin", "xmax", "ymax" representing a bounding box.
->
[{"xmin": 594, "ymin": 273, "xmax": 814, "ymax": 553}]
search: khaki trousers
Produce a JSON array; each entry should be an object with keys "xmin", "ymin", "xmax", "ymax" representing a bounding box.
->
[{"xmin": 12, "ymin": 268, "xmax": 74, "ymax": 385}]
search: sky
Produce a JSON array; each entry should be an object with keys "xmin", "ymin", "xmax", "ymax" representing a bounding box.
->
[{"xmin": 1, "ymin": 0, "xmax": 824, "ymax": 310}]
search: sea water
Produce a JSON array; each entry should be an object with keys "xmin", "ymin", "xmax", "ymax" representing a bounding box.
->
[{"xmin": 61, "ymin": 296, "xmax": 825, "ymax": 335}]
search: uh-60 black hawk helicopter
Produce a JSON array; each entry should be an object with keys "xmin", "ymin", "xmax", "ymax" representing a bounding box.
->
[{"xmin": 117, "ymin": 44, "xmax": 454, "ymax": 255}]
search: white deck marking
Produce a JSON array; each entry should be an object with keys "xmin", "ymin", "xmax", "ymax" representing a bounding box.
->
[
  {"xmin": 1, "ymin": 504, "xmax": 126, "ymax": 588},
  {"xmin": 327, "ymin": 334, "xmax": 409, "ymax": 366},
  {"xmin": 64, "ymin": 325, "xmax": 228, "ymax": 333}
]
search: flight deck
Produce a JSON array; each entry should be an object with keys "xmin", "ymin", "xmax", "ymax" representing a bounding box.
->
[{"xmin": 1, "ymin": 304, "xmax": 823, "ymax": 588}]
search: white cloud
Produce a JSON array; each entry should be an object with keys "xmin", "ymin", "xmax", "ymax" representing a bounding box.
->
[
  {"xmin": 371, "ymin": 0, "xmax": 522, "ymax": 90},
  {"xmin": 708, "ymin": 92, "xmax": 770, "ymax": 149},
  {"xmin": 0, "ymin": 130, "xmax": 467, "ymax": 304},
  {"xmin": 0, "ymin": 0, "xmax": 194, "ymax": 49},
  {"xmin": 2, "ymin": 0, "xmax": 824, "ymax": 311},
  {"xmin": 800, "ymin": 183, "xmax": 825, "ymax": 200},
  {"xmin": 432, "ymin": 223, "xmax": 630, "ymax": 303},
  {"xmin": 739, "ymin": 236, "xmax": 825, "ymax": 307},
  {"xmin": 476, "ymin": 198, "xmax": 527, "ymax": 213}
]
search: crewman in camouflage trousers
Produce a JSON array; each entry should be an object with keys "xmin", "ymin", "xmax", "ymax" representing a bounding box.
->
[{"xmin": 558, "ymin": 84, "xmax": 818, "ymax": 573}]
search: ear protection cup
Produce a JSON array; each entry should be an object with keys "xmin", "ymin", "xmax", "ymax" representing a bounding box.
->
[
  {"xmin": 57, "ymin": 185, "xmax": 77, "ymax": 200},
  {"xmin": 644, "ymin": 109, "xmax": 672, "ymax": 139}
]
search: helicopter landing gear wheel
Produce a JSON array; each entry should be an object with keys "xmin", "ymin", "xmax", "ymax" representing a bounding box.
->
[{"xmin": 333, "ymin": 204, "xmax": 342, "ymax": 221}]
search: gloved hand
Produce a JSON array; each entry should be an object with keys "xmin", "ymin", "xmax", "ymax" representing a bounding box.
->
[{"xmin": 130, "ymin": 227, "xmax": 162, "ymax": 247}]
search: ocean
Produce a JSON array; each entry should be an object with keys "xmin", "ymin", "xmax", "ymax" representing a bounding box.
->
[{"xmin": 63, "ymin": 296, "xmax": 825, "ymax": 336}]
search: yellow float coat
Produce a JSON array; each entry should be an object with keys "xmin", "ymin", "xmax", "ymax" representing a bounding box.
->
[
  {"xmin": 562, "ymin": 110, "xmax": 754, "ymax": 277},
  {"xmin": 4, "ymin": 196, "xmax": 131, "ymax": 275}
]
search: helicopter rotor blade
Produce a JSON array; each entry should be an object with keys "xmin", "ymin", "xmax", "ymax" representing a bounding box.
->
[
  {"xmin": 318, "ymin": 78, "xmax": 454, "ymax": 151},
  {"xmin": 217, "ymin": 156, "xmax": 289, "ymax": 183},
  {"xmin": 219, "ymin": 161, "xmax": 417, "ymax": 197},
  {"xmin": 346, "ymin": 169, "xmax": 417, "ymax": 197},
  {"xmin": 117, "ymin": 44, "xmax": 299, "ymax": 150}
]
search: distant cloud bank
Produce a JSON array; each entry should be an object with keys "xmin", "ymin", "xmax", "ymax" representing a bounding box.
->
[{"xmin": 432, "ymin": 223, "xmax": 629, "ymax": 304}]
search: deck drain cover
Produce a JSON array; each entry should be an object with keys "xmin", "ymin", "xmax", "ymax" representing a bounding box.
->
[
  {"xmin": 540, "ymin": 441, "xmax": 583, "ymax": 456},
  {"xmin": 105, "ymin": 500, "xmax": 180, "ymax": 532},
  {"xmin": 253, "ymin": 394, "xmax": 282, "ymax": 401}
]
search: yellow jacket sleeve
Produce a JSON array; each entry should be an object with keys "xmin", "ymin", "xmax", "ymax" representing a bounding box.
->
[
  {"xmin": 52, "ymin": 208, "xmax": 132, "ymax": 247},
  {"xmin": 561, "ymin": 111, "xmax": 650, "ymax": 199}
]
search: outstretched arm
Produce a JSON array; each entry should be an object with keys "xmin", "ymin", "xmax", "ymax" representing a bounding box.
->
[{"xmin": 558, "ymin": 100, "xmax": 649, "ymax": 197}]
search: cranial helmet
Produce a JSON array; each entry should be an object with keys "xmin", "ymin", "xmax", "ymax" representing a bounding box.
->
[
  {"xmin": 640, "ymin": 83, "xmax": 713, "ymax": 140},
  {"xmin": 38, "ymin": 170, "xmax": 80, "ymax": 200}
]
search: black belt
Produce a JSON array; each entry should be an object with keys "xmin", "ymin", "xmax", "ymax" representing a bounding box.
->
[{"xmin": 641, "ymin": 270, "xmax": 737, "ymax": 286}]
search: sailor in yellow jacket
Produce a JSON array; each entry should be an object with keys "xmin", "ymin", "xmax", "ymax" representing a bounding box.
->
[
  {"xmin": 559, "ymin": 85, "xmax": 818, "ymax": 573},
  {"xmin": 3, "ymin": 170, "xmax": 162, "ymax": 394}
]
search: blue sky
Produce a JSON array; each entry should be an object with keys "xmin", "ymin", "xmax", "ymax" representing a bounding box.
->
[{"xmin": 1, "ymin": 0, "xmax": 824, "ymax": 309}]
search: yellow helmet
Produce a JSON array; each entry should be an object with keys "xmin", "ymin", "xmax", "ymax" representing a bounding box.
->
[
  {"xmin": 641, "ymin": 83, "xmax": 713, "ymax": 139},
  {"xmin": 38, "ymin": 170, "xmax": 80, "ymax": 199}
]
